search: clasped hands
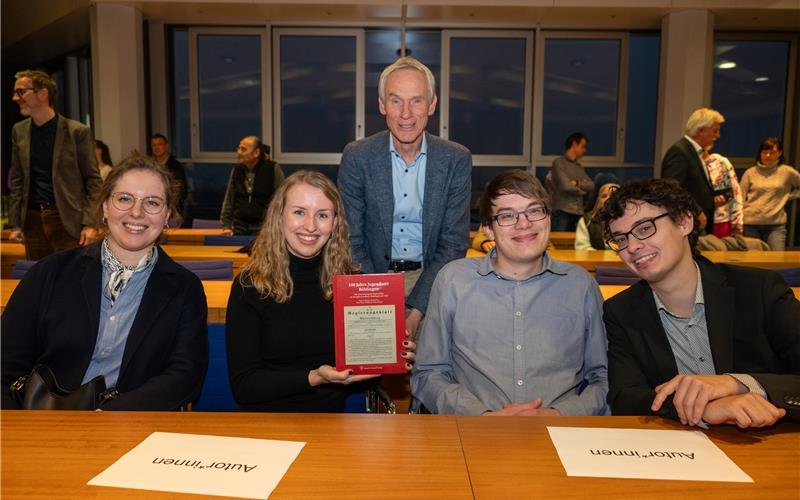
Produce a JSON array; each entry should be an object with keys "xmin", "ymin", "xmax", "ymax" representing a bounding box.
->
[
  {"xmin": 483, "ymin": 398, "xmax": 561, "ymax": 417},
  {"xmin": 651, "ymin": 374, "xmax": 785, "ymax": 428}
]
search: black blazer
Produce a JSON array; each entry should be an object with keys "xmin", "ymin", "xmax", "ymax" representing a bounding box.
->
[
  {"xmin": 1, "ymin": 243, "xmax": 209, "ymax": 410},
  {"xmin": 603, "ymin": 257, "xmax": 800, "ymax": 421},
  {"xmin": 661, "ymin": 137, "xmax": 715, "ymax": 229}
]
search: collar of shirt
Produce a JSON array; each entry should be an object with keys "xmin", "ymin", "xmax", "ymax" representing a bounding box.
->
[
  {"xmin": 476, "ymin": 248, "xmax": 569, "ymax": 281},
  {"xmin": 389, "ymin": 132, "xmax": 428, "ymax": 166},
  {"xmin": 652, "ymin": 261, "xmax": 705, "ymax": 318},
  {"xmin": 683, "ymin": 135, "xmax": 704, "ymax": 156}
]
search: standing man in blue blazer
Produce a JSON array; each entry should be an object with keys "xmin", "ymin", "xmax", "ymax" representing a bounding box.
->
[{"xmin": 338, "ymin": 57, "xmax": 472, "ymax": 337}]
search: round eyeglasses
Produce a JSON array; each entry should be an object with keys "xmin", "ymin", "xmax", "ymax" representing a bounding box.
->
[
  {"xmin": 606, "ymin": 213, "xmax": 670, "ymax": 252},
  {"xmin": 110, "ymin": 192, "xmax": 166, "ymax": 215},
  {"xmin": 491, "ymin": 206, "xmax": 549, "ymax": 227}
]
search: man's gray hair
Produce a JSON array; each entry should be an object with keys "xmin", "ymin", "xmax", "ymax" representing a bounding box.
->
[
  {"xmin": 684, "ymin": 107, "xmax": 725, "ymax": 136},
  {"xmin": 378, "ymin": 57, "xmax": 436, "ymax": 103}
]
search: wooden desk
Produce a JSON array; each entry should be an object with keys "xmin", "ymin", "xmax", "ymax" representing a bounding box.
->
[
  {"xmin": 163, "ymin": 228, "xmax": 227, "ymax": 245},
  {"xmin": 2, "ymin": 279, "xmax": 797, "ymax": 320},
  {"xmin": 1, "ymin": 279, "xmax": 231, "ymax": 324},
  {"xmin": 549, "ymin": 231, "xmax": 576, "ymax": 249},
  {"xmin": 1, "ymin": 412, "xmax": 797, "ymax": 499},
  {"xmin": 458, "ymin": 415, "xmax": 800, "ymax": 499},
  {"xmin": 547, "ymin": 249, "xmax": 800, "ymax": 272},
  {"xmin": 0, "ymin": 243, "xmax": 249, "ymax": 277},
  {"xmin": 0, "ymin": 411, "xmax": 473, "ymax": 499}
]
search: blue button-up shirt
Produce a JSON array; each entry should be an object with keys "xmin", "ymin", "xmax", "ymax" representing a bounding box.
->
[
  {"xmin": 81, "ymin": 249, "xmax": 158, "ymax": 388},
  {"xmin": 389, "ymin": 134, "xmax": 426, "ymax": 262},
  {"xmin": 412, "ymin": 251, "xmax": 609, "ymax": 416}
]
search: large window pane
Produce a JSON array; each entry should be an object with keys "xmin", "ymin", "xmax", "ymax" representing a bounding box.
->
[
  {"xmin": 624, "ymin": 34, "xmax": 659, "ymax": 163},
  {"xmin": 542, "ymin": 38, "xmax": 620, "ymax": 156},
  {"xmin": 170, "ymin": 28, "xmax": 190, "ymax": 158},
  {"xmin": 365, "ymin": 30, "xmax": 440, "ymax": 137},
  {"xmin": 449, "ymin": 37, "xmax": 527, "ymax": 155},
  {"xmin": 712, "ymin": 40, "xmax": 790, "ymax": 158},
  {"xmin": 197, "ymin": 34, "xmax": 261, "ymax": 152},
  {"xmin": 280, "ymin": 35, "xmax": 356, "ymax": 153}
]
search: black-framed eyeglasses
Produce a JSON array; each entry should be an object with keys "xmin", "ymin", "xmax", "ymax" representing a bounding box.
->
[
  {"xmin": 110, "ymin": 192, "xmax": 167, "ymax": 215},
  {"xmin": 491, "ymin": 206, "xmax": 549, "ymax": 227},
  {"xmin": 12, "ymin": 87, "xmax": 37, "ymax": 98},
  {"xmin": 606, "ymin": 213, "xmax": 671, "ymax": 252}
]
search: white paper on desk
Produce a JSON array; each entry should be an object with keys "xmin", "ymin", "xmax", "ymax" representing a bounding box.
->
[
  {"xmin": 546, "ymin": 427, "xmax": 752, "ymax": 483},
  {"xmin": 87, "ymin": 431, "xmax": 306, "ymax": 498}
]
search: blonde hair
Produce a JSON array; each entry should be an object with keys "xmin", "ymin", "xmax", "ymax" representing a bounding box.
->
[
  {"xmin": 684, "ymin": 108, "xmax": 725, "ymax": 136},
  {"xmin": 378, "ymin": 56, "xmax": 436, "ymax": 103},
  {"xmin": 239, "ymin": 170, "xmax": 357, "ymax": 303}
]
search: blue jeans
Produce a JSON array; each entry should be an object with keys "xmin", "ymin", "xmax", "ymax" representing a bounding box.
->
[
  {"xmin": 551, "ymin": 210, "xmax": 581, "ymax": 232},
  {"xmin": 743, "ymin": 224, "xmax": 786, "ymax": 251}
]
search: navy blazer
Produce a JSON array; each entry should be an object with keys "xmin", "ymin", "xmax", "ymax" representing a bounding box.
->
[
  {"xmin": 1, "ymin": 243, "xmax": 209, "ymax": 410},
  {"xmin": 338, "ymin": 130, "xmax": 472, "ymax": 313},
  {"xmin": 604, "ymin": 257, "xmax": 800, "ymax": 422},
  {"xmin": 661, "ymin": 137, "xmax": 715, "ymax": 229}
]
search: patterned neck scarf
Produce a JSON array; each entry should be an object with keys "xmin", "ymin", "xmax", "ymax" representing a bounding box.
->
[{"xmin": 101, "ymin": 238, "xmax": 155, "ymax": 304}]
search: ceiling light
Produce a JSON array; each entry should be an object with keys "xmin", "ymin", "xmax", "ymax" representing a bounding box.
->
[
  {"xmin": 716, "ymin": 61, "xmax": 736, "ymax": 70},
  {"xmin": 755, "ymin": 76, "xmax": 769, "ymax": 82}
]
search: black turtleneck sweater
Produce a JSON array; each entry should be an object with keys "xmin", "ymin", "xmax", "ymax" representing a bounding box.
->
[{"xmin": 225, "ymin": 253, "xmax": 350, "ymax": 412}]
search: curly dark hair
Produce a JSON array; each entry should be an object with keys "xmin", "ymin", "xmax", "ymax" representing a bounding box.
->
[{"xmin": 595, "ymin": 178, "xmax": 702, "ymax": 254}]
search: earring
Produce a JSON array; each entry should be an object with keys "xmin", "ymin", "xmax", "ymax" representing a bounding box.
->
[
  {"xmin": 102, "ymin": 216, "xmax": 107, "ymax": 226},
  {"xmin": 164, "ymin": 221, "xmax": 170, "ymax": 229}
]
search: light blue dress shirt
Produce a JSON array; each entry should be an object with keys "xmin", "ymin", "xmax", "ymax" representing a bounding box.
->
[
  {"xmin": 412, "ymin": 250, "xmax": 609, "ymax": 416},
  {"xmin": 81, "ymin": 249, "xmax": 158, "ymax": 388},
  {"xmin": 389, "ymin": 134, "xmax": 426, "ymax": 262}
]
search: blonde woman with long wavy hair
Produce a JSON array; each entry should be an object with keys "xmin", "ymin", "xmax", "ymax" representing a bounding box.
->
[{"xmin": 226, "ymin": 170, "xmax": 414, "ymax": 411}]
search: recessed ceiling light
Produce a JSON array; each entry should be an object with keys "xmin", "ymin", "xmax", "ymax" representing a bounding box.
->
[
  {"xmin": 755, "ymin": 76, "xmax": 769, "ymax": 82},
  {"xmin": 716, "ymin": 61, "xmax": 736, "ymax": 70}
]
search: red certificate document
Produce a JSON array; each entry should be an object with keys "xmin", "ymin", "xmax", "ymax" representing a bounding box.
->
[{"xmin": 333, "ymin": 273, "xmax": 406, "ymax": 375}]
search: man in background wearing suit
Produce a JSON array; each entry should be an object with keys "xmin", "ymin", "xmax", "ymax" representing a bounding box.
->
[
  {"xmin": 598, "ymin": 179, "xmax": 799, "ymax": 428},
  {"xmin": 660, "ymin": 107, "xmax": 725, "ymax": 231},
  {"xmin": 338, "ymin": 57, "xmax": 472, "ymax": 337},
  {"xmin": 8, "ymin": 69, "xmax": 102, "ymax": 260},
  {"xmin": 151, "ymin": 133, "xmax": 188, "ymax": 223}
]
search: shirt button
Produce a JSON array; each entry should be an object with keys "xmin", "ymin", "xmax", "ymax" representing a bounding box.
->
[
  {"xmin": 403, "ymin": 248, "xmax": 407, "ymax": 252},
  {"xmin": 517, "ymin": 380, "xmax": 524, "ymax": 386},
  {"xmin": 405, "ymin": 169, "xmax": 409, "ymax": 173},
  {"xmin": 516, "ymin": 345, "xmax": 522, "ymax": 351},
  {"xmin": 515, "ymin": 311, "xmax": 521, "ymax": 317},
  {"xmin": 401, "ymin": 216, "xmax": 405, "ymax": 219},
  {"xmin": 403, "ymin": 193, "xmax": 408, "ymax": 197},
  {"xmin": 109, "ymin": 316, "xmax": 116, "ymax": 321},
  {"xmin": 400, "ymin": 229, "xmax": 404, "ymax": 232},
  {"xmin": 699, "ymin": 357, "xmax": 705, "ymax": 362}
]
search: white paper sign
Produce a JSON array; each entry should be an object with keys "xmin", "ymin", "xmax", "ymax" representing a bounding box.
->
[
  {"xmin": 88, "ymin": 432, "xmax": 306, "ymax": 498},
  {"xmin": 546, "ymin": 427, "xmax": 752, "ymax": 483}
]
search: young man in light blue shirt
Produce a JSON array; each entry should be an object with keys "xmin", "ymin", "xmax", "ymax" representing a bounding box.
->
[{"xmin": 412, "ymin": 170, "xmax": 609, "ymax": 416}]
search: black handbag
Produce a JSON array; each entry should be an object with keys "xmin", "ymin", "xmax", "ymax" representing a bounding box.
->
[{"xmin": 9, "ymin": 364, "xmax": 118, "ymax": 410}]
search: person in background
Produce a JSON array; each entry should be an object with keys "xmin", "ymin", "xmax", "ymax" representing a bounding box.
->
[
  {"xmin": 701, "ymin": 144, "xmax": 742, "ymax": 239},
  {"xmin": 413, "ymin": 170, "xmax": 608, "ymax": 416},
  {"xmin": 95, "ymin": 140, "xmax": 113, "ymax": 181},
  {"xmin": 1, "ymin": 156, "xmax": 209, "ymax": 410},
  {"xmin": 575, "ymin": 181, "xmax": 619, "ymax": 250},
  {"xmin": 740, "ymin": 137, "xmax": 800, "ymax": 251},
  {"xmin": 661, "ymin": 108, "xmax": 725, "ymax": 232},
  {"xmin": 150, "ymin": 134, "xmax": 188, "ymax": 222},
  {"xmin": 550, "ymin": 132, "xmax": 594, "ymax": 231},
  {"xmin": 225, "ymin": 170, "xmax": 415, "ymax": 412},
  {"xmin": 8, "ymin": 69, "xmax": 102, "ymax": 260},
  {"xmin": 598, "ymin": 178, "xmax": 798, "ymax": 428},
  {"xmin": 220, "ymin": 135, "xmax": 285, "ymax": 236}
]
